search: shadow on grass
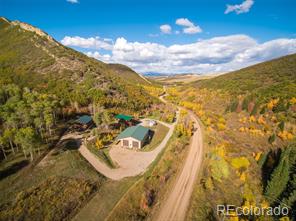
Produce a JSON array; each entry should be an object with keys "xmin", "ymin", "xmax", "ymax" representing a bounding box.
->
[
  {"xmin": 51, "ymin": 139, "xmax": 81, "ymax": 156},
  {"xmin": 0, "ymin": 160, "xmax": 29, "ymax": 181}
]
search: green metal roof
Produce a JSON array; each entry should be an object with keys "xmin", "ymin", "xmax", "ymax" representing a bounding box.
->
[
  {"xmin": 116, "ymin": 125, "xmax": 149, "ymax": 141},
  {"xmin": 77, "ymin": 115, "xmax": 92, "ymax": 124},
  {"xmin": 115, "ymin": 114, "xmax": 133, "ymax": 121}
]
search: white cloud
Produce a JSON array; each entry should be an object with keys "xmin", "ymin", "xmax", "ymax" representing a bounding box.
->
[
  {"xmin": 183, "ymin": 26, "xmax": 202, "ymax": 34},
  {"xmin": 62, "ymin": 35, "xmax": 296, "ymax": 74},
  {"xmin": 160, "ymin": 24, "xmax": 172, "ymax": 34},
  {"xmin": 61, "ymin": 36, "xmax": 113, "ymax": 50},
  {"xmin": 66, "ymin": 0, "xmax": 79, "ymax": 3},
  {"xmin": 86, "ymin": 51, "xmax": 111, "ymax": 62},
  {"xmin": 175, "ymin": 18, "xmax": 202, "ymax": 34},
  {"xmin": 176, "ymin": 18, "xmax": 194, "ymax": 27},
  {"xmin": 225, "ymin": 0, "xmax": 254, "ymax": 14}
]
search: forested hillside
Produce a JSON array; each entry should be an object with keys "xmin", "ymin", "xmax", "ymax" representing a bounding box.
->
[
  {"xmin": 164, "ymin": 54, "xmax": 296, "ymax": 220},
  {"xmin": 0, "ymin": 17, "xmax": 158, "ymax": 220},
  {"xmin": 196, "ymin": 53, "xmax": 296, "ymax": 103},
  {"xmin": 0, "ymin": 17, "xmax": 153, "ymax": 113}
]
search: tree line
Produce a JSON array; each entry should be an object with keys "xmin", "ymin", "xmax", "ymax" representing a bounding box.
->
[{"xmin": 0, "ymin": 84, "xmax": 60, "ymax": 161}]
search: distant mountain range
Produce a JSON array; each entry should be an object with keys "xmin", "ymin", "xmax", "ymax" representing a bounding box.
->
[{"xmin": 143, "ymin": 72, "xmax": 203, "ymax": 77}]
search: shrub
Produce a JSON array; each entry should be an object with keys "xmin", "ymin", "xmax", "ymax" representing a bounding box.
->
[
  {"xmin": 268, "ymin": 134, "xmax": 276, "ymax": 144},
  {"xmin": 209, "ymin": 154, "xmax": 229, "ymax": 182},
  {"xmin": 231, "ymin": 157, "xmax": 250, "ymax": 170},
  {"xmin": 278, "ymin": 121, "xmax": 285, "ymax": 132}
]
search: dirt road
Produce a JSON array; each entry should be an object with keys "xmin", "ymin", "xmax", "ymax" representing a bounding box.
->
[{"xmin": 155, "ymin": 111, "xmax": 203, "ymax": 221}]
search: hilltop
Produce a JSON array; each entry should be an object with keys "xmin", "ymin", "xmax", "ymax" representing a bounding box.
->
[
  {"xmin": 0, "ymin": 17, "xmax": 153, "ymax": 112},
  {"xmin": 196, "ymin": 53, "xmax": 296, "ymax": 102}
]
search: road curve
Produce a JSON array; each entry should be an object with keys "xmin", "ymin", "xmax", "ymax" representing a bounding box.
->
[
  {"xmin": 155, "ymin": 110, "xmax": 204, "ymax": 221},
  {"xmin": 78, "ymin": 117, "xmax": 178, "ymax": 180}
]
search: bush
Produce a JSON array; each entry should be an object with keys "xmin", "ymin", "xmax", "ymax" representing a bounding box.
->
[
  {"xmin": 231, "ymin": 157, "xmax": 250, "ymax": 170},
  {"xmin": 209, "ymin": 154, "xmax": 229, "ymax": 182}
]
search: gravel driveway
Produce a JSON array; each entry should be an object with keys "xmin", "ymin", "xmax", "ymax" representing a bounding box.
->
[{"xmin": 78, "ymin": 117, "xmax": 178, "ymax": 180}]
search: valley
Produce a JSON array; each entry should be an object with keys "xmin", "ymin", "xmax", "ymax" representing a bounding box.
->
[{"xmin": 0, "ymin": 13, "xmax": 295, "ymax": 221}]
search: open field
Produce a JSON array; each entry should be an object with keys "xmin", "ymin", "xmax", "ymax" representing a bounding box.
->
[
  {"xmin": 149, "ymin": 73, "xmax": 220, "ymax": 85},
  {"xmin": 0, "ymin": 137, "xmax": 106, "ymax": 221},
  {"xmin": 73, "ymin": 177, "xmax": 139, "ymax": 221}
]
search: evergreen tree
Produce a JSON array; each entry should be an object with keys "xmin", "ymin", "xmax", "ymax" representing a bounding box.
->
[{"xmin": 265, "ymin": 147, "xmax": 292, "ymax": 204}]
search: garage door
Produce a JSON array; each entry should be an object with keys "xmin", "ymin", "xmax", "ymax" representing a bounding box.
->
[
  {"xmin": 132, "ymin": 141, "xmax": 139, "ymax": 148},
  {"xmin": 123, "ymin": 140, "xmax": 129, "ymax": 146}
]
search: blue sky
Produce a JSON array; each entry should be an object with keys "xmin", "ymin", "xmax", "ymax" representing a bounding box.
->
[{"xmin": 1, "ymin": 0, "xmax": 296, "ymax": 74}]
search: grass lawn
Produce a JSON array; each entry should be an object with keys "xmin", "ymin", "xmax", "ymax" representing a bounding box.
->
[
  {"xmin": 87, "ymin": 143, "xmax": 117, "ymax": 168},
  {"xmin": 73, "ymin": 176, "xmax": 139, "ymax": 221},
  {"xmin": 142, "ymin": 123, "xmax": 169, "ymax": 151}
]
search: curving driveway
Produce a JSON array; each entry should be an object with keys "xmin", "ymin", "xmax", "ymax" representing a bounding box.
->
[{"xmin": 78, "ymin": 117, "xmax": 178, "ymax": 180}]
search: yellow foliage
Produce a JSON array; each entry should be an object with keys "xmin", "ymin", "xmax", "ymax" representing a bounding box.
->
[
  {"xmin": 261, "ymin": 200, "xmax": 269, "ymax": 209},
  {"xmin": 289, "ymin": 97, "xmax": 296, "ymax": 105},
  {"xmin": 239, "ymin": 127, "xmax": 245, "ymax": 132},
  {"xmin": 257, "ymin": 116, "xmax": 266, "ymax": 125},
  {"xmin": 280, "ymin": 217, "xmax": 290, "ymax": 221},
  {"xmin": 180, "ymin": 101, "xmax": 202, "ymax": 112},
  {"xmin": 205, "ymin": 117, "xmax": 212, "ymax": 126},
  {"xmin": 176, "ymin": 119, "xmax": 193, "ymax": 137},
  {"xmin": 249, "ymin": 115, "xmax": 256, "ymax": 122},
  {"xmin": 180, "ymin": 109, "xmax": 188, "ymax": 117},
  {"xmin": 277, "ymin": 131, "xmax": 294, "ymax": 140},
  {"xmin": 207, "ymin": 126, "xmax": 214, "ymax": 132},
  {"xmin": 197, "ymin": 110, "xmax": 205, "ymax": 117},
  {"xmin": 95, "ymin": 139, "xmax": 104, "ymax": 149},
  {"xmin": 215, "ymin": 144, "xmax": 226, "ymax": 158},
  {"xmin": 249, "ymin": 128, "xmax": 264, "ymax": 136},
  {"xmin": 218, "ymin": 117, "xmax": 226, "ymax": 124},
  {"xmin": 205, "ymin": 178, "xmax": 214, "ymax": 191},
  {"xmin": 255, "ymin": 152, "xmax": 262, "ymax": 161},
  {"xmin": 228, "ymin": 212, "xmax": 239, "ymax": 221},
  {"xmin": 217, "ymin": 123, "xmax": 226, "ymax": 131},
  {"xmin": 271, "ymin": 116, "xmax": 277, "ymax": 123},
  {"xmin": 231, "ymin": 157, "xmax": 250, "ymax": 169},
  {"xmin": 142, "ymin": 85, "xmax": 164, "ymax": 97},
  {"xmin": 267, "ymin": 98, "xmax": 279, "ymax": 110},
  {"xmin": 240, "ymin": 172, "xmax": 246, "ymax": 182},
  {"xmin": 239, "ymin": 116, "xmax": 247, "ymax": 124}
]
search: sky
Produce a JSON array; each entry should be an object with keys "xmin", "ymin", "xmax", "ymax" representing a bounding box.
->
[{"xmin": 1, "ymin": 0, "xmax": 296, "ymax": 74}]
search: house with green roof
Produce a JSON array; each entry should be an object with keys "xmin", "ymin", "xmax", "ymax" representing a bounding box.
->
[
  {"xmin": 75, "ymin": 115, "xmax": 93, "ymax": 130},
  {"xmin": 116, "ymin": 125, "xmax": 150, "ymax": 149},
  {"xmin": 77, "ymin": 115, "xmax": 92, "ymax": 125},
  {"xmin": 115, "ymin": 114, "xmax": 133, "ymax": 121},
  {"xmin": 115, "ymin": 114, "xmax": 135, "ymax": 126}
]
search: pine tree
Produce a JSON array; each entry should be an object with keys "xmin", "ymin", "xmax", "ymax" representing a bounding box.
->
[{"xmin": 265, "ymin": 147, "xmax": 292, "ymax": 204}]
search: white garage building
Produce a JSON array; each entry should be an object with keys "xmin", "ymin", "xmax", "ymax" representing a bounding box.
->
[{"xmin": 116, "ymin": 125, "xmax": 150, "ymax": 149}]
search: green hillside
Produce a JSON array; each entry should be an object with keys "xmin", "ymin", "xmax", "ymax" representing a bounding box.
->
[
  {"xmin": 168, "ymin": 55, "xmax": 296, "ymax": 220},
  {"xmin": 108, "ymin": 63, "xmax": 150, "ymax": 85},
  {"xmin": 0, "ymin": 17, "xmax": 157, "ymax": 220},
  {"xmin": 0, "ymin": 17, "xmax": 153, "ymax": 111},
  {"xmin": 196, "ymin": 54, "xmax": 296, "ymax": 103}
]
